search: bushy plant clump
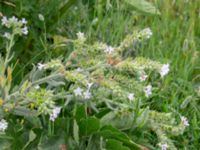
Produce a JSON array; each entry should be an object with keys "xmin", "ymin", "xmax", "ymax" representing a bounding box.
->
[{"xmin": 0, "ymin": 16, "xmax": 191, "ymax": 150}]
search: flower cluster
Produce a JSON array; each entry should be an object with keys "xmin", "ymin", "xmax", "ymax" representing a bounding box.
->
[
  {"xmin": 73, "ymin": 82, "xmax": 93, "ymax": 99},
  {"xmin": 76, "ymin": 32, "xmax": 86, "ymax": 43},
  {"xmin": 50, "ymin": 107, "xmax": 61, "ymax": 121},
  {"xmin": 1, "ymin": 16, "xmax": 28, "ymax": 38},
  {"xmin": 104, "ymin": 45, "xmax": 115, "ymax": 54},
  {"xmin": 74, "ymin": 87, "xmax": 83, "ymax": 96},
  {"xmin": 0, "ymin": 119, "xmax": 8, "ymax": 132},
  {"xmin": 37, "ymin": 63, "xmax": 46, "ymax": 70},
  {"xmin": 144, "ymin": 85, "xmax": 152, "ymax": 97},
  {"xmin": 37, "ymin": 59, "xmax": 64, "ymax": 72},
  {"xmin": 160, "ymin": 143, "xmax": 168, "ymax": 150},
  {"xmin": 115, "ymin": 57, "xmax": 170, "ymax": 79},
  {"xmin": 139, "ymin": 71, "xmax": 148, "ymax": 82},
  {"xmin": 34, "ymin": 85, "xmax": 40, "ymax": 89},
  {"xmin": 128, "ymin": 93, "xmax": 135, "ymax": 101},
  {"xmin": 117, "ymin": 27, "xmax": 152, "ymax": 52},
  {"xmin": 27, "ymin": 89, "xmax": 55, "ymax": 115},
  {"xmin": 138, "ymin": 28, "xmax": 153, "ymax": 40},
  {"xmin": 181, "ymin": 116, "xmax": 189, "ymax": 127},
  {"xmin": 160, "ymin": 64, "xmax": 170, "ymax": 78}
]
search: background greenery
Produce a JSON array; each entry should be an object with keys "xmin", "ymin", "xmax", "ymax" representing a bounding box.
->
[{"xmin": 0, "ymin": 0, "xmax": 199, "ymax": 149}]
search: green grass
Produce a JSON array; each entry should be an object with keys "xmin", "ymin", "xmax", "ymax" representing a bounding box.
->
[{"xmin": 138, "ymin": 1, "xmax": 200, "ymax": 149}]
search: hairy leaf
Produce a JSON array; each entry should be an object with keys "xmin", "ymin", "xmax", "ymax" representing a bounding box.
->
[{"xmin": 125, "ymin": 0, "xmax": 160, "ymax": 15}]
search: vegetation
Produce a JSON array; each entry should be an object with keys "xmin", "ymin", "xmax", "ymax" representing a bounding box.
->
[{"xmin": 0, "ymin": 0, "xmax": 199, "ymax": 150}]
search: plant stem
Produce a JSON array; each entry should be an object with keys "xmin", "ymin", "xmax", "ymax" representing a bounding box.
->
[
  {"xmin": 8, "ymin": 73, "xmax": 64, "ymax": 99},
  {"xmin": 4, "ymin": 33, "xmax": 15, "ymax": 71}
]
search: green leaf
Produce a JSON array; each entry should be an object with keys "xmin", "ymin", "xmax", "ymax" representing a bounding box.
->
[
  {"xmin": 53, "ymin": 35, "xmax": 68, "ymax": 46},
  {"xmin": 99, "ymin": 126, "xmax": 130, "ymax": 140},
  {"xmin": 180, "ymin": 96, "xmax": 193, "ymax": 109},
  {"xmin": 54, "ymin": 118, "xmax": 70, "ymax": 134},
  {"xmin": 73, "ymin": 120, "xmax": 79, "ymax": 144},
  {"xmin": 0, "ymin": 134, "xmax": 13, "ymax": 140},
  {"xmin": 95, "ymin": 108, "xmax": 110, "ymax": 118},
  {"xmin": 38, "ymin": 134, "xmax": 66, "ymax": 150},
  {"xmin": 125, "ymin": 0, "xmax": 160, "ymax": 15},
  {"xmin": 101, "ymin": 110, "xmax": 135, "ymax": 130},
  {"xmin": 12, "ymin": 107, "xmax": 38, "ymax": 117},
  {"xmin": 99, "ymin": 126, "xmax": 142, "ymax": 150},
  {"xmin": 79, "ymin": 117, "xmax": 100, "ymax": 136},
  {"xmin": 136, "ymin": 107, "xmax": 149, "ymax": 128},
  {"xmin": 0, "ymin": 138, "xmax": 11, "ymax": 150},
  {"xmin": 86, "ymin": 135, "xmax": 101, "ymax": 150},
  {"xmin": 75, "ymin": 105, "xmax": 87, "ymax": 122},
  {"xmin": 22, "ymin": 130, "xmax": 37, "ymax": 150},
  {"xmin": 25, "ymin": 116, "xmax": 42, "ymax": 128},
  {"xmin": 106, "ymin": 139, "xmax": 130, "ymax": 150}
]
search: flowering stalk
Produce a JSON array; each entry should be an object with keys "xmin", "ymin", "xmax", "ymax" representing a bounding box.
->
[
  {"xmin": 4, "ymin": 33, "xmax": 15, "ymax": 71},
  {"xmin": 1, "ymin": 16, "xmax": 28, "ymax": 70},
  {"xmin": 7, "ymin": 72, "xmax": 64, "ymax": 99}
]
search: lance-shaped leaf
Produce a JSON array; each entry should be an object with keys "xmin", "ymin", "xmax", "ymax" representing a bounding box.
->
[
  {"xmin": 12, "ymin": 107, "xmax": 38, "ymax": 117},
  {"xmin": 125, "ymin": 0, "xmax": 160, "ymax": 15}
]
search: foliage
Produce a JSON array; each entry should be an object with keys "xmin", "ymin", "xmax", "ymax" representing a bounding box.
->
[
  {"xmin": 0, "ymin": 15, "xmax": 192, "ymax": 149},
  {"xmin": 0, "ymin": 0, "xmax": 200, "ymax": 150},
  {"xmin": 0, "ymin": 0, "xmax": 77, "ymax": 84}
]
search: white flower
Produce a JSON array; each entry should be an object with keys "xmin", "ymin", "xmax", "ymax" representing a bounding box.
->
[
  {"xmin": 0, "ymin": 119, "xmax": 8, "ymax": 132},
  {"xmin": 91, "ymin": 18, "xmax": 98, "ymax": 25},
  {"xmin": 160, "ymin": 64, "xmax": 170, "ymax": 78},
  {"xmin": 34, "ymin": 85, "xmax": 40, "ymax": 89},
  {"xmin": 87, "ymin": 82, "xmax": 93, "ymax": 90},
  {"xmin": 83, "ymin": 90, "xmax": 91, "ymax": 99},
  {"xmin": 50, "ymin": 107, "xmax": 61, "ymax": 122},
  {"xmin": 37, "ymin": 63, "xmax": 46, "ymax": 70},
  {"xmin": 144, "ymin": 85, "xmax": 152, "ymax": 97},
  {"xmin": 139, "ymin": 28, "xmax": 153, "ymax": 39},
  {"xmin": 21, "ymin": 18, "xmax": 27, "ymax": 24},
  {"xmin": 1, "ymin": 16, "xmax": 29, "ymax": 36},
  {"xmin": 74, "ymin": 87, "xmax": 83, "ymax": 96},
  {"xmin": 77, "ymin": 32, "xmax": 84, "ymax": 38},
  {"xmin": 139, "ymin": 72, "xmax": 148, "ymax": 82},
  {"xmin": 38, "ymin": 14, "xmax": 45, "ymax": 21},
  {"xmin": 10, "ymin": 16, "xmax": 18, "ymax": 23},
  {"xmin": 1, "ymin": 16, "xmax": 8, "ymax": 26},
  {"xmin": 3, "ymin": 32, "xmax": 11, "ymax": 39},
  {"xmin": 76, "ymin": 68, "xmax": 83, "ymax": 72},
  {"xmin": 76, "ymin": 32, "xmax": 86, "ymax": 42},
  {"xmin": 160, "ymin": 143, "xmax": 168, "ymax": 150},
  {"xmin": 22, "ymin": 26, "xmax": 28, "ymax": 35},
  {"xmin": 104, "ymin": 45, "xmax": 114, "ymax": 54},
  {"xmin": 128, "ymin": 93, "xmax": 135, "ymax": 101},
  {"xmin": 181, "ymin": 116, "xmax": 189, "ymax": 127}
]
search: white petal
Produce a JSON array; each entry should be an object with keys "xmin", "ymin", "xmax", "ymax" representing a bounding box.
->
[
  {"xmin": 0, "ymin": 119, "xmax": 8, "ymax": 132},
  {"xmin": 74, "ymin": 87, "xmax": 83, "ymax": 96},
  {"xmin": 128, "ymin": 93, "xmax": 135, "ymax": 101}
]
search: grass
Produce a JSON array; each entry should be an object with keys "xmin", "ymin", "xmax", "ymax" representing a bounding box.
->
[
  {"xmin": 138, "ymin": 1, "xmax": 200, "ymax": 148},
  {"xmin": 135, "ymin": 1, "xmax": 200, "ymax": 149}
]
